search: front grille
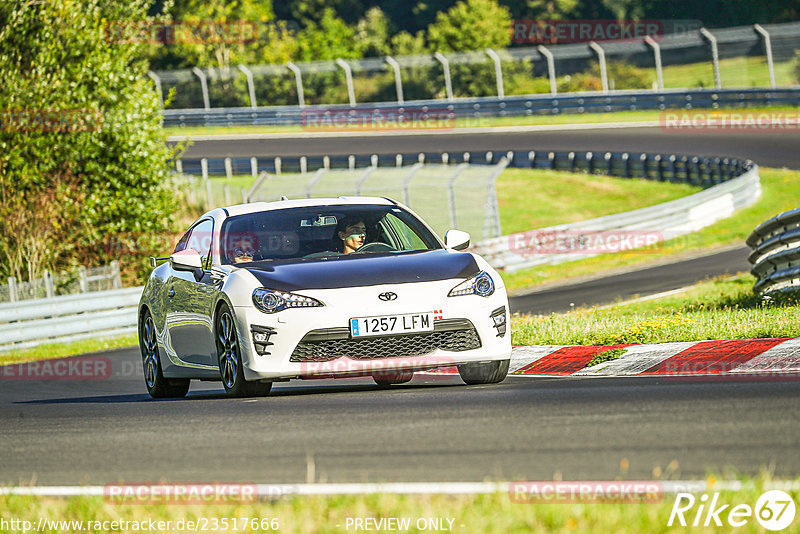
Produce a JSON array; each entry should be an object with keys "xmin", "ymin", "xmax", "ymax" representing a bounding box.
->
[{"xmin": 290, "ymin": 319, "xmax": 481, "ymax": 362}]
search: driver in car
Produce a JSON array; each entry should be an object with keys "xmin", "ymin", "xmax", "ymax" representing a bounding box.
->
[{"xmin": 337, "ymin": 217, "xmax": 368, "ymax": 254}]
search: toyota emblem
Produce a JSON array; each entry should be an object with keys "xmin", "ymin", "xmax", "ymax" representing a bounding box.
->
[{"xmin": 378, "ymin": 292, "xmax": 398, "ymax": 301}]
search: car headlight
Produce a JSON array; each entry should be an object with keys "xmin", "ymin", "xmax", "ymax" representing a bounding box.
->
[
  {"xmin": 448, "ymin": 271, "xmax": 495, "ymax": 297},
  {"xmin": 252, "ymin": 288, "xmax": 323, "ymax": 313}
]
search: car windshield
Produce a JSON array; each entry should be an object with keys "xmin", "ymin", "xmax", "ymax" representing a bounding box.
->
[{"xmin": 219, "ymin": 204, "xmax": 442, "ymax": 264}]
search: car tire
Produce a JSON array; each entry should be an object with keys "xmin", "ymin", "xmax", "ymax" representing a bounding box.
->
[
  {"xmin": 372, "ymin": 371, "xmax": 414, "ymax": 387},
  {"xmin": 216, "ymin": 304, "xmax": 272, "ymax": 398},
  {"xmin": 457, "ymin": 359, "xmax": 510, "ymax": 385},
  {"xmin": 140, "ymin": 309, "xmax": 190, "ymax": 399}
]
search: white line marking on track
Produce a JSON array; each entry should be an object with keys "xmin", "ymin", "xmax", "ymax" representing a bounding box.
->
[{"xmin": 4, "ymin": 480, "xmax": 800, "ymax": 497}]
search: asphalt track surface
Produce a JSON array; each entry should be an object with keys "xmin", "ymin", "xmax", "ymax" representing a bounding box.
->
[
  {"xmin": 509, "ymin": 245, "xmax": 752, "ymax": 315},
  {"xmin": 3, "ymin": 349, "xmax": 800, "ymax": 485},
  {"xmin": 2, "ymin": 125, "xmax": 797, "ymax": 486},
  {"xmin": 181, "ymin": 126, "xmax": 800, "ymax": 169}
]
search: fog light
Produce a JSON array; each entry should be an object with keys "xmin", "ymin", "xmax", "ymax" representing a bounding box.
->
[
  {"xmin": 490, "ymin": 306, "xmax": 507, "ymax": 337},
  {"xmin": 251, "ymin": 325, "xmax": 276, "ymax": 355}
]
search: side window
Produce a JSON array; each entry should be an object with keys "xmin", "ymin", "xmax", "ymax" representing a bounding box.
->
[
  {"xmin": 174, "ymin": 229, "xmax": 192, "ymax": 253},
  {"xmin": 186, "ymin": 219, "xmax": 214, "ymax": 269},
  {"xmin": 384, "ymin": 213, "xmax": 427, "ymax": 250}
]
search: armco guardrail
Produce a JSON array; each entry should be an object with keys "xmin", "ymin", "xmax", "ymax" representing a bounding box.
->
[
  {"xmin": 177, "ymin": 148, "xmax": 754, "ymax": 179},
  {"xmin": 747, "ymin": 207, "xmax": 800, "ymax": 295},
  {"xmin": 0, "ymin": 287, "xmax": 142, "ymax": 352},
  {"xmin": 475, "ymin": 164, "xmax": 760, "ymax": 271},
  {"xmin": 162, "ymin": 87, "xmax": 800, "ymax": 128}
]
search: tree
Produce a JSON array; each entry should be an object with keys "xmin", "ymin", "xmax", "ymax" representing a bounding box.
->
[
  {"xmin": 428, "ymin": 0, "xmax": 513, "ymax": 52},
  {"xmin": 0, "ymin": 0, "xmax": 179, "ymax": 283},
  {"xmin": 355, "ymin": 7, "xmax": 393, "ymax": 58},
  {"xmin": 503, "ymin": 0, "xmax": 580, "ymax": 19},
  {"xmin": 159, "ymin": 0, "xmax": 296, "ymax": 69},
  {"xmin": 296, "ymin": 8, "xmax": 360, "ymax": 60}
]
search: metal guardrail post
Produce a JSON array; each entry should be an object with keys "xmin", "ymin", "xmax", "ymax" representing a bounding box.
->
[
  {"xmin": 434, "ymin": 52, "xmax": 454, "ymax": 101},
  {"xmin": 191, "ymin": 67, "xmax": 211, "ymax": 110},
  {"xmin": 224, "ymin": 157, "xmax": 233, "ymax": 179},
  {"xmin": 485, "ymin": 158, "xmax": 509, "ymax": 239},
  {"xmin": 250, "ymin": 157, "xmax": 258, "ymax": 178},
  {"xmin": 385, "ymin": 56, "xmax": 404, "ymax": 104},
  {"xmin": 754, "ymin": 24, "xmax": 776, "ymax": 88},
  {"xmin": 336, "ymin": 59, "xmax": 356, "ymax": 107},
  {"xmin": 205, "ymin": 177, "xmax": 213, "ymax": 208},
  {"xmin": 286, "ymin": 62, "xmax": 305, "ymax": 107},
  {"xmin": 300, "ymin": 156, "xmax": 308, "ymax": 174},
  {"xmin": 200, "ymin": 158, "xmax": 209, "ymax": 180},
  {"xmin": 245, "ymin": 171, "xmax": 270, "ymax": 203},
  {"xmin": 485, "ymin": 49, "xmax": 505, "ymax": 99},
  {"xmin": 111, "ymin": 261, "xmax": 122, "ymax": 289},
  {"xmin": 446, "ymin": 164, "xmax": 469, "ymax": 230},
  {"xmin": 304, "ymin": 168, "xmax": 327, "ymax": 198},
  {"xmin": 401, "ymin": 163, "xmax": 424, "ymax": 206},
  {"xmin": 274, "ymin": 157, "xmax": 282, "ymax": 175},
  {"xmin": 8, "ymin": 277, "xmax": 17, "ymax": 303},
  {"xmin": 147, "ymin": 71, "xmax": 164, "ymax": 107},
  {"xmin": 237, "ymin": 65, "xmax": 257, "ymax": 108},
  {"xmin": 588, "ymin": 41, "xmax": 609, "ymax": 93},
  {"xmin": 78, "ymin": 267, "xmax": 88, "ymax": 292},
  {"xmin": 44, "ymin": 270, "xmax": 54, "ymax": 299},
  {"xmin": 354, "ymin": 166, "xmax": 377, "ymax": 195},
  {"xmin": 700, "ymin": 28, "xmax": 722, "ymax": 89},
  {"xmin": 644, "ymin": 36, "xmax": 664, "ymax": 91},
  {"xmin": 537, "ymin": 46, "xmax": 557, "ymax": 95}
]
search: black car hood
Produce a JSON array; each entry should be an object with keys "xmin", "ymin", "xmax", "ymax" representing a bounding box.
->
[{"xmin": 243, "ymin": 249, "xmax": 480, "ymax": 291}]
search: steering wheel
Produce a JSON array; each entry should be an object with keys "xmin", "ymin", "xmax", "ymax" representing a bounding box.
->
[{"xmin": 355, "ymin": 242, "xmax": 396, "ymax": 253}]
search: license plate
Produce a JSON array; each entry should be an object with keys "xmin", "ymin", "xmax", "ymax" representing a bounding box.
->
[{"xmin": 350, "ymin": 313, "xmax": 434, "ymax": 338}]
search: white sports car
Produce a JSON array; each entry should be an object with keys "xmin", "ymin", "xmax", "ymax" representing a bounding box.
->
[{"xmin": 138, "ymin": 197, "xmax": 511, "ymax": 398}]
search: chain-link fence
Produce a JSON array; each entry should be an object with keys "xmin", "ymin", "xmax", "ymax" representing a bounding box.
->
[
  {"xmin": 152, "ymin": 22, "xmax": 800, "ymax": 110},
  {"xmin": 178, "ymin": 161, "xmax": 507, "ymax": 243},
  {"xmin": 0, "ymin": 262, "xmax": 122, "ymax": 303}
]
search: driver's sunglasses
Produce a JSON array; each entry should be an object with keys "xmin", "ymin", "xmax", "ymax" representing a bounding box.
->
[
  {"xmin": 345, "ymin": 226, "xmax": 366, "ymax": 238},
  {"xmin": 234, "ymin": 247, "xmax": 255, "ymax": 258}
]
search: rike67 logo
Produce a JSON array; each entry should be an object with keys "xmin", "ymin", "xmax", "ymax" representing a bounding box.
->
[{"xmin": 669, "ymin": 490, "xmax": 796, "ymax": 531}]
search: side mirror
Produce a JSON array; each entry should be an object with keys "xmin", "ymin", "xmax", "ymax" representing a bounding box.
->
[
  {"xmin": 445, "ymin": 230, "xmax": 470, "ymax": 251},
  {"xmin": 170, "ymin": 249, "xmax": 203, "ymax": 271}
]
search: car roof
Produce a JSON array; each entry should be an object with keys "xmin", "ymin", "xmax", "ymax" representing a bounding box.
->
[{"xmin": 203, "ymin": 196, "xmax": 398, "ymax": 220}]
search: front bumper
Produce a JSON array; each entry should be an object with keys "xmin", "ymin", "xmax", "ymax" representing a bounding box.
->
[{"xmin": 232, "ymin": 280, "xmax": 512, "ymax": 381}]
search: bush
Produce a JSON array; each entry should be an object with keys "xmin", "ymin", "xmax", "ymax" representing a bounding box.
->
[
  {"xmin": 558, "ymin": 60, "xmax": 653, "ymax": 92},
  {"xmin": 0, "ymin": 0, "xmax": 180, "ymax": 284}
]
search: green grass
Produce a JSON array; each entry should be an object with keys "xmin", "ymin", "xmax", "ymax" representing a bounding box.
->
[
  {"xmin": 0, "ymin": 334, "xmax": 138, "ymax": 366},
  {"xmin": 1, "ymin": 473, "xmax": 796, "ymax": 534},
  {"xmin": 511, "ymin": 274, "xmax": 800, "ymax": 347},
  {"xmin": 497, "ymin": 169, "xmax": 699, "ymax": 235},
  {"xmin": 164, "ymin": 105, "xmax": 800, "ymax": 138},
  {"xmin": 501, "ymin": 167, "xmax": 800, "ymax": 294},
  {"xmin": 662, "ymin": 55, "xmax": 797, "ymax": 90},
  {"xmin": 586, "ymin": 348, "xmax": 628, "ymax": 368}
]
